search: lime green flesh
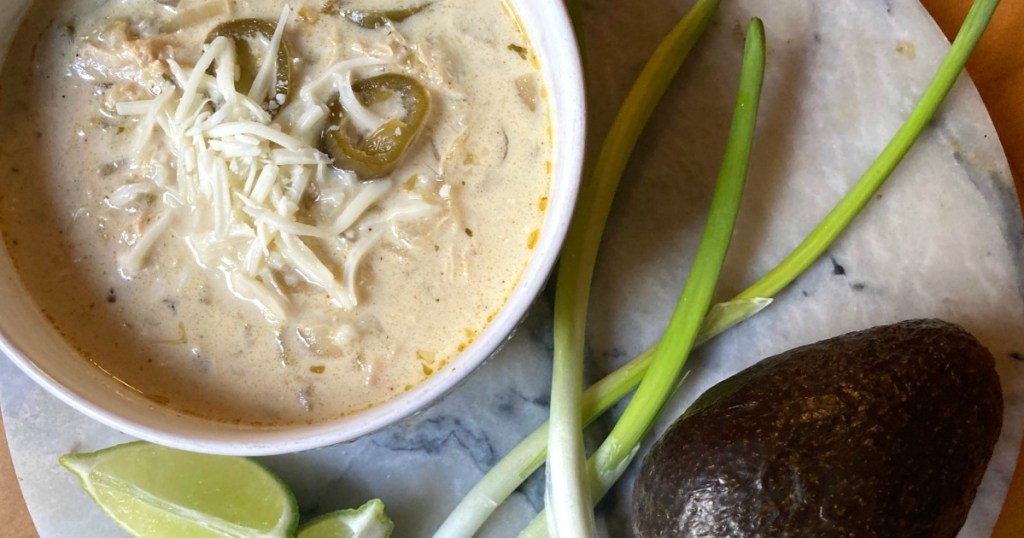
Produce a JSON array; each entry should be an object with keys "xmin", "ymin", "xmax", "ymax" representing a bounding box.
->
[
  {"xmin": 297, "ymin": 500, "xmax": 393, "ymax": 538},
  {"xmin": 60, "ymin": 442, "xmax": 298, "ymax": 538}
]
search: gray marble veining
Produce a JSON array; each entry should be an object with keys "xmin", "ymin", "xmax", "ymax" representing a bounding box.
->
[{"xmin": 4, "ymin": 0, "xmax": 1024, "ymax": 536}]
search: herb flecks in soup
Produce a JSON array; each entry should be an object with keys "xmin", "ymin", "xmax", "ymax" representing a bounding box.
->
[{"xmin": 0, "ymin": 0, "xmax": 551, "ymax": 424}]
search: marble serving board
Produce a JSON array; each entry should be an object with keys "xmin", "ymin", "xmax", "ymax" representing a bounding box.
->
[{"xmin": 4, "ymin": 0, "xmax": 1024, "ymax": 536}]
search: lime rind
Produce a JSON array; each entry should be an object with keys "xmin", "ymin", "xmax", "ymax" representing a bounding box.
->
[
  {"xmin": 60, "ymin": 441, "xmax": 299, "ymax": 538},
  {"xmin": 297, "ymin": 499, "xmax": 393, "ymax": 538}
]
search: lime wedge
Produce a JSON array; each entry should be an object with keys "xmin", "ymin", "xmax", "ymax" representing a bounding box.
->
[
  {"xmin": 60, "ymin": 441, "xmax": 298, "ymax": 538},
  {"xmin": 297, "ymin": 500, "xmax": 393, "ymax": 538}
]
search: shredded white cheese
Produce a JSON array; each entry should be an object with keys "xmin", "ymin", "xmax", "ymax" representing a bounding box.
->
[
  {"xmin": 248, "ymin": 5, "xmax": 291, "ymax": 107},
  {"xmin": 110, "ymin": 6, "xmax": 441, "ymax": 322}
]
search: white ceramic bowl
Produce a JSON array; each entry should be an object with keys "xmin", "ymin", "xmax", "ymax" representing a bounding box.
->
[{"xmin": 0, "ymin": 0, "xmax": 584, "ymax": 455}]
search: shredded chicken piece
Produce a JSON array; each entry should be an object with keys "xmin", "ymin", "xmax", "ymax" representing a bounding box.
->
[{"xmin": 71, "ymin": 21, "xmax": 177, "ymax": 86}]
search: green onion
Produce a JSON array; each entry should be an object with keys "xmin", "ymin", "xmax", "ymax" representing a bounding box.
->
[
  {"xmin": 542, "ymin": 0, "xmax": 721, "ymax": 535},
  {"xmin": 435, "ymin": 0, "xmax": 999, "ymax": 535},
  {"xmin": 731, "ymin": 0, "xmax": 1001, "ymax": 302},
  {"xmin": 524, "ymin": 16, "xmax": 766, "ymax": 537}
]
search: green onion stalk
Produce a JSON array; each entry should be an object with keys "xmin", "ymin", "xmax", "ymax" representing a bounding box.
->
[
  {"xmin": 523, "ymin": 15, "xmax": 766, "ymax": 537},
  {"xmin": 434, "ymin": 0, "xmax": 999, "ymax": 535},
  {"xmin": 536, "ymin": 0, "xmax": 721, "ymax": 535}
]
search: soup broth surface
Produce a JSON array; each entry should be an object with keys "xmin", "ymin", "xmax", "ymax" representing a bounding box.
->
[{"xmin": 0, "ymin": 0, "xmax": 550, "ymax": 424}]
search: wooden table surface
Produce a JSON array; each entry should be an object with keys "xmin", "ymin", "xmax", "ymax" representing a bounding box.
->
[{"xmin": 2, "ymin": 0, "xmax": 1024, "ymax": 536}]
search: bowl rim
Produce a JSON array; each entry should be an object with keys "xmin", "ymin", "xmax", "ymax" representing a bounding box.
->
[{"xmin": 0, "ymin": 0, "xmax": 585, "ymax": 455}]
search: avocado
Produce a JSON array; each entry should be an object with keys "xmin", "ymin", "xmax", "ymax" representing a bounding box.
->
[{"xmin": 632, "ymin": 319, "xmax": 1003, "ymax": 538}]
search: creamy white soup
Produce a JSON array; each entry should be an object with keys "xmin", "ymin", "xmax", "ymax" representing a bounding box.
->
[{"xmin": 0, "ymin": 0, "xmax": 550, "ymax": 424}]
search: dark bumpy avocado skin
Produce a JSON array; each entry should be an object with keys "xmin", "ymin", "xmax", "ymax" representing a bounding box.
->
[{"xmin": 632, "ymin": 319, "xmax": 1003, "ymax": 538}]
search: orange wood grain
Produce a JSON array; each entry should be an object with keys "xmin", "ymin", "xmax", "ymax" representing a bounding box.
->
[{"xmin": 0, "ymin": 414, "xmax": 35, "ymax": 537}]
